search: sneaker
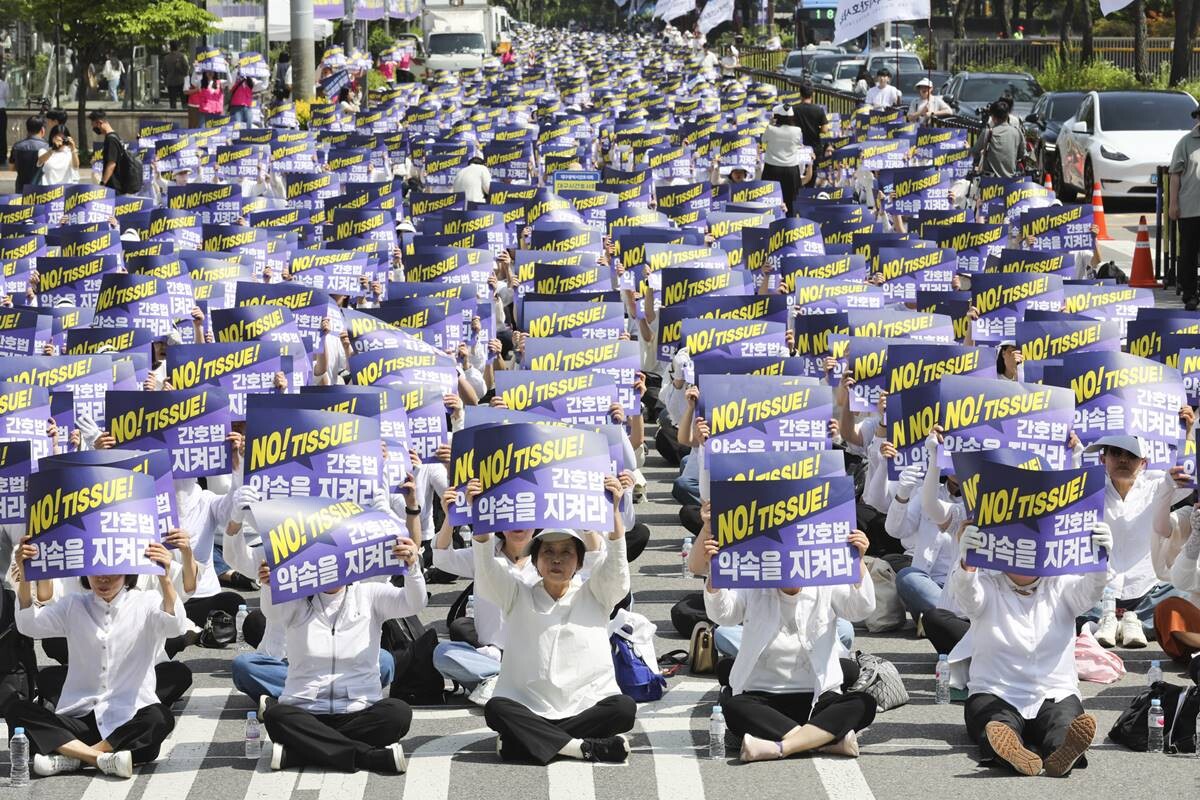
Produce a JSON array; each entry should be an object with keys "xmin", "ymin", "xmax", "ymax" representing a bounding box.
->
[
  {"xmin": 219, "ymin": 571, "xmax": 259, "ymax": 592},
  {"xmin": 468, "ymin": 675, "xmax": 498, "ymax": 706},
  {"xmin": 580, "ymin": 735, "xmax": 630, "ymax": 763},
  {"xmin": 270, "ymin": 742, "xmax": 287, "ymax": 771},
  {"xmin": 424, "ymin": 567, "xmax": 459, "ymax": 585},
  {"xmin": 1094, "ymin": 612, "xmax": 1119, "ymax": 648},
  {"xmin": 258, "ymin": 694, "xmax": 276, "ymax": 719},
  {"xmin": 387, "ymin": 743, "xmax": 407, "ymax": 774},
  {"xmin": 1043, "ymin": 713, "xmax": 1096, "ymax": 777},
  {"xmin": 32, "ymin": 754, "xmax": 83, "ymax": 776},
  {"xmin": 1119, "ymin": 612, "xmax": 1147, "ymax": 648},
  {"xmin": 96, "ymin": 750, "xmax": 134, "ymax": 780},
  {"xmin": 816, "ymin": 730, "xmax": 860, "ymax": 758},
  {"xmin": 985, "ymin": 722, "xmax": 1041, "ymax": 776}
]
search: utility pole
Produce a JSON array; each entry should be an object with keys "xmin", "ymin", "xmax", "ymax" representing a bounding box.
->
[
  {"xmin": 344, "ymin": 0, "xmax": 356, "ymax": 51},
  {"xmin": 291, "ymin": 0, "xmax": 316, "ymax": 99}
]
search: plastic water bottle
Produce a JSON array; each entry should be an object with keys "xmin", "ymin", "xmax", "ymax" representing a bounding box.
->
[
  {"xmin": 245, "ymin": 712, "xmax": 262, "ymax": 759},
  {"xmin": 935, "ymin": 654, "xmax": 951, "ymax": 704},
  {"xmin": 9, "ymin": 727, "xmax": 29, "ymax": 787},
  {"xmin": 681, "ymin": 536, "xmax": 692, "ymax": 579},
  {"xmin": 1147, "ymin": 660, "xmax": 1163, "ymax": 687},
  {"xmin": 1147, "ymin": 699, "xmax": 1165, "ymax": 753},
  {"xmin": 708, "ymin": 705, "xmax": 726, "ymax": 759},
  {"xmin": 465, "ymin": 594, "xmax": 476, "ymax": 619},
  {"xmin": 236, "ymin": 604, "xmax": 249, "ymax": 650},
  {"xmin": 1101, "ymin": 588, "xmax": 1117, "ymax": 618}
]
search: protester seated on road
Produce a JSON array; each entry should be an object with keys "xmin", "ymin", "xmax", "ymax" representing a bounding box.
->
[
  {"xmin": 472, "ymin": 476, "xmax": 637, "ymax": 765},
  {"xmin": 956, "ymin": 521, "xmax": 1112, "ymax": 777},
  {"xmin": 260, "ymin": 534, "xmax": 424, "ymax": 774},
  {"xmin": 1079, "ymin": 432, "xmax": 1192, "ymax": 648},
  {"xmin": 1155, "ymin": 506, "xmax": 1200, "ymax": 671},
  {"xmin": 885, "ymin": 428, "xmax": 966, "ymax": 628},
  {"xmin": 690, "ymin": 505, "xmax": 876, "ymax": 762},
  {"xmin": 6, "ymin": 540, "xmax": 189, "ymax": 780}
]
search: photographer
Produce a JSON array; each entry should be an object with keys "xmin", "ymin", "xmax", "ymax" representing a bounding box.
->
[
  {"xmin": 34, "ymin": 124, "xmax": 79, "ymax": 185},
  {"xmin": 974, "ymin": 101, "xmax": 1022, "ymax": 179}
]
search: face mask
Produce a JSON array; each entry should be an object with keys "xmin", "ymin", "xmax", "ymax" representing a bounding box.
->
[{"xmin": 92, "ymin": 125, "xmax": 102, "ymax": 135}]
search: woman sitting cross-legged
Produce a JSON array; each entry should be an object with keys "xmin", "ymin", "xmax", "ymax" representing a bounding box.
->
[{"xmin": 694, "ymin": 508, "xmax": 878, "ymax": 762}]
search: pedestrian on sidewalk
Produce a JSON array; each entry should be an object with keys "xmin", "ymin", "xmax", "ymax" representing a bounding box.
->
[
  {"xmin": 1169, "ymin": 106, "xmax": 1200, "ymax": 310},
  {"xmin": 162, "ymin": 41, "xmax": 190, "ymax": 110}
]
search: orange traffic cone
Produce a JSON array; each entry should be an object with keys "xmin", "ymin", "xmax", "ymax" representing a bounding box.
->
[
  {"xmin": 1044, "ymin": 173, "xmax": 1054, "ymax": 192},
  {"xmin": 1128, "ymin": 215, "xmax": 1159, "ymax": 288},
  {"xmin": 1092, "ymin": 180, "xmax": 1112, "ymax": 241}
]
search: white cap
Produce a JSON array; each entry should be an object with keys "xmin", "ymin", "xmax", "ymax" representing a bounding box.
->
[
  {"xmin": 915, "ymin": 78, "xmax": 934, "ymax": 89},
  {"xmin": 771, "ymin": 103, "xmax": 791, "ymax": 116},
  {"xmin": 523, "ymin": 528, "xmax": 586, "ymax": 556},
  {"xmin": 1085, "ymin": 434, "xmax": 1148, "ymax": 458}
]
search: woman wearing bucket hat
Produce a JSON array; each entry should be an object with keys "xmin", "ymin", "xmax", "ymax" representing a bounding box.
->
[
  {"xmin": 906, "ymin": 78, "xmax": 952, "ymax": 125},
  {"xmin": 472, "ymin": 475, "xmax": 636, "ymax": 765},
  {"xmin": 761, "ymin": 104, "xmax": 812, "ymax": 217}
]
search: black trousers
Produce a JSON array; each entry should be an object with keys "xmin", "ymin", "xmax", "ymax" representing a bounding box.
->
[
  {"xmin": 37, "ymin": 661, "xmax": 192, "ymax": 708},
  {"xmin": 654, "ymin": 423, "xmax": 685, "ymax": 467},
  {"xmin": 721, "ymin": 686, "xmax": 876, "ymax": 742},
  {"xmin": 184, "ymin": 591, "xmax": 246, "ymax": 628},
  {"xmin": 166, "ymin": 84, "xmax": 184, "ymax": 109},
  {"xmin": 483, "ymin": 694, "xmax": 637, "ymax": 765},
  {"xmin": 1179, "ymin": 216, "xmax": 1200, "ymax": 303},
  {"xmin": 243, "ymin": 608, "xmax": 267, "ymax": 650},
  {"xmin": 762, "ymin": 162, "xmax": 803, "ymax": 216},
  {"xmin": 625, "ymin": 522, "xmax": 650, "ymax": 563},
  {"xmin": 263, "ymin": 698, "xmax": 412, "ymax": 771},
  {"xmin": 964, "ymin": 693, "xmax": 1087, "ymax": 771},
  {"xmin": 4, "ymin": 698, "xmax": 174, "ymax": 763},
  {"xmin": 923, "ymin": 609, "xmax": 970, "ymax": 655}
]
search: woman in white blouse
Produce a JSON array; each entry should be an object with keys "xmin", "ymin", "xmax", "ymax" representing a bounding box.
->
[
  {"xmin": 955, "ymin": 521, "xmax": 1112, "ymax": 777},
  {"xmin": 6, "ymin": 538, "xmax": 189, "ymax": 780},
  {"xmin": 261, "ymin": 533, "xmax": 425, "ymax": 774},
  {"xmin": 695, "ymin": 511, "xmax": 877, "ymax": 762},
  {"xmin": 35, "ymin": 125, "xmax": 80, "ymax": 186},
  {"xmin": 760, "ymin": 104, "xmax": 813, "ymax": 217},
  {"xmin": 473, "ymin": 475, "xmax": 635, "ymax": 765}
]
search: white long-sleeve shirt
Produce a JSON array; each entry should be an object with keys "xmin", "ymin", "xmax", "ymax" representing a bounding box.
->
[
  {"xmin": 174, "ymin": 477, "xmax": 239, "ymax": 599},
  {"xmin": 474, "ymin": 534, "xmax": 629, "ymax": 719},
  {"xmin": 1104, "ymin": 471, "xmax": 1185, "ymax": 599},
  {"xmin": 16, "ymin": 588, "xmax": 188, "ymax": 737},
  {"xmin": 953, "ymin": 566, "xmax": 1108, "ymax": 717},
  {"xmin": 705, "ymin": 576, "xmax": 875, "ymax": 701},
  {"xmin": 264, "ymin": 577, "xmax": 427, "ymax": 714}
]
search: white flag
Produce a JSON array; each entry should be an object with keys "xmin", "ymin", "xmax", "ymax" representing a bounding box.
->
[
  {"xmin": 1099, "ymin": 0, "xmax": 1135, "ymax": 15},
  {"xmin": 698, "ymin": 0, "xmax": 734, "ymax": 34},
  {"xmin": 656, "ymin": 0, "xmax": 696, "ymax": 20},
  {"xmin": 833, "ymin": 0, "xmax": 930, "ymax": 45}
]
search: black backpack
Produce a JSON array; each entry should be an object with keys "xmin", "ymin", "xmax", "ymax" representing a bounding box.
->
[
  {"xmin": 669, "ymin": 591, "xmax": 713, "ymax": 638},
  {"xmin": 0, "ymin": 588, "xmax": 38, "ymax": 707},
  {"xmin": 381, "ymin": 615, "xmax": 447, "ymax": 705},
  {"xmin": 1109, "ymin": 681, "xmax": 1199, "ymax": 753},
  {"xmin": 107, "ymin": 132, "xmax": 144, "ymax": 195}
]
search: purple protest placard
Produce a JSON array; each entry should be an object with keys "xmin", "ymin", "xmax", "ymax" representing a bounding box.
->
[
  {"xmin": 522, "ymin": 338, "xmax": 641, "ymax": 416},
  {"xmin": 41, "ymin": 448, "xmax": 180, "ymax": 539},
  {"xmin": 0, "ymin": 382, "xmax": 53, "ymax": 460},
  {"xmin": 700, "ymin": 374, "xmax": 833, "ymax": 454},
  {"xmin": 710, "ymin": 476, "xmax": 860, "ymax": 588},
  {"xmin": 106, "ymin": 388, "xmax": 232, "ymax": 477},
  {"xmin": 167, "ymin": 342, "xmax": 294, "ymax": 418},
  {"xmin": 1044, "ymin": 351, "xmax": 1186, "ymax": 470},
  {"xmin": 494, "ymin": 370, "xmax": 618, "ymax": 427},
  {"xmin": 24, "ymin": 466, "xmax": 161, "ymax": 580},
  {"xmin": 244, "ymin": 404, "xmax": 383, "ymax": 503},
  {"xmin": 252, "ymin": 496, "xmax": 406, "ymax": 603},
  {"xmin": 451, "ymin": 422, "xmax": 613, "ymax": 533},
  {"xmin": 966, "ymin": 464, "xmax": 1107, "ymax": 577},
  {"xmin": 938, "ymin": 374, "xmax": 1075, "ymax": 471},
  {"xmin": 0, "ymin": 441, "xmax": 32, "ymax": 524}
]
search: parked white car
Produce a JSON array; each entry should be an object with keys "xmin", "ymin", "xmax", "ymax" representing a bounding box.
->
[{"xmin": 1054, "ymin": 89, "xmax": 1198, "ymax": 201}]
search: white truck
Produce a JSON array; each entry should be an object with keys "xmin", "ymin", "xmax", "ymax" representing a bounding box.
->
[{"xmin": 419, "ymin": 1, "xmax": 512, "ymax": 74}]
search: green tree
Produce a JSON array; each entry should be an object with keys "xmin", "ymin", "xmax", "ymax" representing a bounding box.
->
[{"xmin": 2, "ymin": 0, "xmax": 216, "ymax": 151}]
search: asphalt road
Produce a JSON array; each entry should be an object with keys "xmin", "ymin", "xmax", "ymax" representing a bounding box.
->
[{"xmin": 0, "ymin": 188, "xmax": 1196, "ymax": 800}]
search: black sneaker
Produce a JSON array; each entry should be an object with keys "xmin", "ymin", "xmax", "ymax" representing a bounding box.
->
[
  {"xmin": 581, "ymin": 735, "xmax": 630, "ymax": 763},
  {"xmin": 219, "ymin": 571, "xmax": 259, "ymax": 592},
  {"xmin": 424, "ymin": 567, "xmax": 459, "ymax": 585}
]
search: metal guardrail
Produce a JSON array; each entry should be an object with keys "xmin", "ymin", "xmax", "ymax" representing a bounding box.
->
[
  {"xmin": 735, "ymin": 66, "xmax": 985, "ymax": 145},
  {"xmin": 941, "ymin": 36, "xmax": 1200, "ymax": 74}
]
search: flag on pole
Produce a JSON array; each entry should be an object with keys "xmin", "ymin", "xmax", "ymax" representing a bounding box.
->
[
  {"xmin": 698, "ymin": 0, "xmax": 734, "ymax": 34},
  {"xmin": 833, "ymin": 0, "xmax": 930, "ymax": 45}
]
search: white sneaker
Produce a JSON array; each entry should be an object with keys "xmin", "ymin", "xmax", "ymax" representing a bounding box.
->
[
  {"xmin": 96, "ymin": 750, "xmax": 133, "ymax": 779},
  {"xmin": 32, "ymin": 754, "xmax": 82, "ymax": 776},
  {"xmin": 270, "ymin": 742, "xmax": 286, "ymax": 771},
  {"xmin": 468, "ymin": 675, "xmax": 498, "ymax": 706},
  {"xmin": 1120, "ymin": 612, "xmax": 1148, "ymax": 648},
  {"xmin": 388, "ymin": 743, "xmax": 407, "ymax": 774},
  {"xmin": 1094, "ymin": 612, "xmax": 1119, "ymax": 648}
]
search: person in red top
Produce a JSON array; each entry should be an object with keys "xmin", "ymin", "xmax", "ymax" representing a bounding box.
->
[{"xmin": 230, "ymin": 77, "xmax": 255, "ymax": 126}]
